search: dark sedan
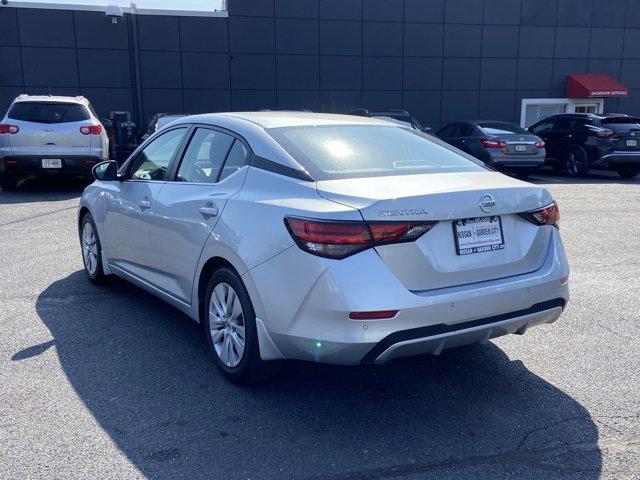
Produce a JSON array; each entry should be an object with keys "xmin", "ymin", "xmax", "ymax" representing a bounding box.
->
[{"xmin": 436, "ymin": 121, "xmax": 546, "ymax": 177}]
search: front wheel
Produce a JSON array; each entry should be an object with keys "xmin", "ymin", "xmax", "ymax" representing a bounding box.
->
[
  {"xmin": 615, "ymin": 166, "xmax": 640, "ymax": 179},
  {"xmin": 80, "ymin": 213, "xmax": 106, "ymax": 283},
  {"xmin": 203, "ymin": 268, "xmax": 281, "ymax": 383}
]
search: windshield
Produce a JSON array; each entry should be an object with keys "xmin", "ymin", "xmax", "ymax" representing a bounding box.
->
[
  {"xmin": 601, "ymin": 117, "xmax": 640, "ymax": 132},
  {"xmin": 8, "ymin": 102, "xmax": 91, "ymax": 124},
  {"xmin": 478, "ymin": 122, "xmax": 529, "ymax": 135},
  {"xmin": 267, "ymin": 125, "xmax": 485, "ymax": 180}
]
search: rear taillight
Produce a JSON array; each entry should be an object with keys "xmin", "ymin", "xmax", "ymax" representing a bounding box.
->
[
  {"xmin": 80, "ymin": 124, "xmax": 103, "ymax": 135},
  {"xmin": 284, "ymin": 217, "xmax": 437, "ymax": 259},
  {"xmin": 0, "ymin": 124, "xmax": 19, "ymax": 134},
  {"xmin": 596, "ymin": 128, "xmax": 614, "ymax": 138},
  {"xmin": 520, "ymin": 202, "xmax": 560, "ymax": 228},
  {"xmin": 534, "ymin": 140, "xmax": 545, "ymax": 149},
  {"xmin": 481, "ymin": 138, "xmax": 507, "ymax": 149}
]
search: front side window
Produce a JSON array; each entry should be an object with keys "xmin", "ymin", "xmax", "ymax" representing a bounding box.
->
[
  {"xmin": 130, "ymin": 128, "xmax": 187, "ymax": 181},
  {"xmin": 268, "ymin": 125, "xmax": 485, "ymax": 181},
  {"xmin": 176, "ymin": 128, "xmax": 234, "ymax": 183},
  {"xmin": 530, "ymin": 121, "xmax": 554, "ymax": 134},
  {"xmin": 8, "ymin": 102, "xmax": 91, "ymax": 124}
]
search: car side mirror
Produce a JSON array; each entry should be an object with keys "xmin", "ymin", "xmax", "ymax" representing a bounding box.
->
[
  {"xmin": 92, "ymin": 160, "xmax": 120, "ymax": 181},
  {"xmin": 422, "ymin": 126, "xmax": 433, "ymax": 133},
  {"xmin": 141, "ymin": 133, "xmax": 149, "ymax": 140}
]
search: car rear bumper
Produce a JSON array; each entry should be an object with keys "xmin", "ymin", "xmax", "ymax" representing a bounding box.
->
[
  {"xmin": 595, "ymin": 151, "xmax": 640, "ymax": 167},
  {"xmin": 487, "ymin": 150, "xmax": 546, "ymax": 168},
  {"xmin": 247, "ymin": 227, "xmax": 570, "ymax": 365},
  {"xmin": 0, "ymin": 155, "xmax": 104, "ymax": 176}
]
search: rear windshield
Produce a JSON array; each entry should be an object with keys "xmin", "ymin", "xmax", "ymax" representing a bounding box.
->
[
  {"xmin": 601, "ymin": 117, "xmax": 640, "ymax": 132},
  {"xmin": 478, "ymin": 122, "xmax": 529, "ymax": 135},
  {"xmin": 267, "ymin": 125, "xmax": 485, "ymax": 180},
  {"xmin": 8, "ymin": 102, "xmax": 91, "ymax": 124}
]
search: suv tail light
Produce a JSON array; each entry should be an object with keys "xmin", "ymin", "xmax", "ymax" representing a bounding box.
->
[
  {"xmin": 284, "ymin": 217, "xmax": 437, "ymax": 259},
  {"xmin": 0, "ymin": 124, "xmax": 19, "ymax": 134},
  {"xmin": 520, "ymin": 202, "xmax": 560, "ymax": 228},
  {"xmin": 80, "ymin": 124, "xmax": 103, "ymax": 135},
  {"xmin": 534, "ymin": 140, "xmax": 545, "ymax": 149},
  {"xmin": 481, "ymin": 138, "xmax": 507, "ymax": 149},
  {"xmin": 596, "ymin": 128, "xmax": 614, "ymax": 138}
]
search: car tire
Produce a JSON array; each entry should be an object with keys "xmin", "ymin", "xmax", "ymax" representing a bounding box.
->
[
  {"xmin": 80, "ymin": 213, "xmax": 107, "ymax": 283},
  {"xmin": 615, "ymin": 166, "xmax": 640, "ymax": 179},
  {"xmin": 203, "ymin": 267, "xmax": 282, "ymax": 384},
  {"xmin": 0, "ymin": 175, "xmax": 18, "ymax": 190},
  {"xmin": 565, "ymin": 148, "xmax": 589, "ymax": 177}
]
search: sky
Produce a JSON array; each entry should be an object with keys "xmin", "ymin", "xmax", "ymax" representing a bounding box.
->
[{"xmin": 8, "ymin": 0, "xmax": 224, "ymax": 12}]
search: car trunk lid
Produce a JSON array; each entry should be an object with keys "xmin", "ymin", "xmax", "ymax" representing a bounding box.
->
[
  {"xmin": 492, "ymin": 133, "xmax": 542, "ymax": 155},
  {"xmin": 316, "ymin": 171, "xmax": 554, "ymax": 291}
]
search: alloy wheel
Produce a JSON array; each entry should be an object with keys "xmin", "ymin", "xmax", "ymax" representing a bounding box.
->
[
  {"xmin": 82, "ymin": 222, "xmax": 98, "ymax": 275},
  {"xmin": 566, "ymin": 152, "xmax": 579, "ymax": 176},
  {"xmin": 209, "ymin": 282, "xmax": 246, "ymax": 368}
]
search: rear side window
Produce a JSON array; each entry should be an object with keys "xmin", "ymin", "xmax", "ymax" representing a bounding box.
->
[
  {"xmin": 600, "ymin": 117, "xmax": 640, "ymax": 132},
  {"xmin": 530, "ymin": 121, "xmax": 554, "ymax": 134},
  {"xmin": 219, "ymin": 141, "xmax": 249, "ymax": 182},
  {"xmin": 8, "ymin": 102, "xmax": 91, "ymax": 124},
  {"xmin": 268, "ymin": 125, "xmax": 484, "ymax": 181}
]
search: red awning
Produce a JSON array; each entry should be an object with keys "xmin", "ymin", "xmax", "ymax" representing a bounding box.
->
[{"xmin": 567, "ymin": 74, "xmax": 630, "ymax": 98}]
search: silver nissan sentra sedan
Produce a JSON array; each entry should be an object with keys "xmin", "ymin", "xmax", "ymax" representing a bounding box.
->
[{"xmin": 78, "ymin": 112, "xmax": 570, "ymax": 383}]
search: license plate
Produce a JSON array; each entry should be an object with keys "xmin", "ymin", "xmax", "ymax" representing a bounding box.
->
[
  {"xmin": 627, "ymin": 140, "xmax": 637, "ymax": 147},
  {"xmin": 453, "ymin": 216, "xmax": 505, "ymax": 256},
  {"xmin": 515, "ymin": 145, "xmax": 527, "ymax": 152},
  {"xmin": 42, "ymin": 158, "xmax": 62, "ymax": 169}
]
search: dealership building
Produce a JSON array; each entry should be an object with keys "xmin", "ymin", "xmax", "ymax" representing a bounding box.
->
[{"xmin": 1, "ymin": 0, "xmax": 639, "ymax": 131}]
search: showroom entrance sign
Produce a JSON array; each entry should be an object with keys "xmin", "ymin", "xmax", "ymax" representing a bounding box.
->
[{"xmin": 567, "ymin": 74, "xmax": 630, "ymax": 98}]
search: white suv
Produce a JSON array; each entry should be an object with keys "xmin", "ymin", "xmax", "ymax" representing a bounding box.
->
[{"xmin": 0, "ymin": 95, "xmax": 108, "ymax": 189}]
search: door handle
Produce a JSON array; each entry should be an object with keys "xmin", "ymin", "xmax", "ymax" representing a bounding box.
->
[
  {"xmin": 139, "ymin": 200, "xmax": 151, "ymax": 210},
  {"xmin": 199, "ymin": 206, "xmax": 218, "ymax": 218}
]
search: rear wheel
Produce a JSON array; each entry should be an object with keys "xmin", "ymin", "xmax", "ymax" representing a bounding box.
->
[
  {"xmin": 203, "ymin": 268, "xmax": 281, "ymax": 383},
  {"xmin": 565, "ymin": 148, "xmax": 589, "ymax": 177},
  {"xmin": 80, "ymin": 213, "xmax": 106, "ymax": 283},
  {"xmin": 615, "ymin": 166, "xmax": 640, "ymax": 179},
  {"xmin": 0, "ymin": 175, "xmax": 18, "ymax": 190}
]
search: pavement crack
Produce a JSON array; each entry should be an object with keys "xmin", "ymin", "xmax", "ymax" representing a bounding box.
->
[
  {"xmin": 516, "ymin": 414, "xmax": 591, "ymax": 451},
  {"xmin": 0, "ymin": 205, "xmax": 77, "ymax": 227}
]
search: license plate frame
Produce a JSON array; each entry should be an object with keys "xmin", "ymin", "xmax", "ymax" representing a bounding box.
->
[
  {"xmin": 41, "ymin": 158, "xmax": 62, "ymax": 169},
  {"xmin": 514, "ymin": 144, "xmax": 527, "ymax": 152},
  {"xmin": 627, "ymin": 139, "xmax": 637, "ymax": 147},
  {"xmin": 453, "ymin": 216, "xmax": 505, "ymax": 256}
]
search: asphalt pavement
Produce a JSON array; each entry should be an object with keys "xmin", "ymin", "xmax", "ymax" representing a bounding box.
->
[{"xmin": 0, "ymin": 171, "xmax": 638, "ymax": 479}]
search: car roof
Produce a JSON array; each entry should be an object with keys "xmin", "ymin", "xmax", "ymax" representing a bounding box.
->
[
  {"xmin": 13, "ymin": 94, "xmax": 88, "ymax": 105},
  {"xmin": 191, "ymin": 111, "xmax": 395, "ymax": 129}
]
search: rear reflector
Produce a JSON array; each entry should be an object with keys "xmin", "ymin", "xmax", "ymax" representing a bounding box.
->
[
  {"xmin": 520, "ymin": 202, "xmax": 560, "ymax": 228},
  {"xmin": 0, "ymin": 124, "xmax": 19, "ymax": 134},
  {"xmin": 284, "ymin": 216, "xmax": 436, "ymax": 259},
  {"xmin": 349, "ymin": 310, "xmax": 398, "ymax": 320}
]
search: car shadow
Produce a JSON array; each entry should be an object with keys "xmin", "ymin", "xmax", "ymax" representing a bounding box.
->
[
  {"xmin": 0, "ymin": 176, "xmax": 87, "ymax": 204},
  {"xmin": 29, "ymin": 271, "xmax": 602, "ymax": 479}
]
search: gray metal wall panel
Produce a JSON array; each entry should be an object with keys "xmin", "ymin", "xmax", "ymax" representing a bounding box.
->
[
  {"xmin": 17, "ymin": 9, "xmax": 75, "ymax": 47},
  {"xmin": 404, "ymin": 0, "xmax": 444, "ymax": 23},
  {"xmin": 179, "ymin": 17, "xmax": 229, "ymax": 52},
  {"xmin": 404, "ymin": 23, "xmax": 443, "ymax": 57},
  {"xmin": 276, "ymin": 0, "xmax": 319, "ymax": 19},
  {"xmin": 403, "ymin": 57, "xmax": 442, "ymax": 90},
  {"xmin": 74, "ymin": 11, "xmax": 129, "ymax": 49},
  {"xmin": 319, "ymin": 0, "xmax": 361, "ymax": 20},
  {"xmin": 78, "ymin": 49, "xmax": 131, "ymax": 88},
  {"xmin": 182, "ymin": 52, "xmax": 230, "ymax": 89},
  {"xmin": 0, "ymin": 47, "xmax": 22, "ymax": 86},
  {"xmin": 275, "ymin": 19, "xmax": 319, "ymax": 54},
  {"xmin": 229, "ymin": 17, "xmax": 275, "ymax": 53},
  {"xmin": 320, "ymin": 20, "xmax": 362, "ymax": 55},
  {"xmin": 0, "ymin": 8, "xmax": 19, "ymax": 45},
  {"xmin": 22, "ymin": 47, "xmax": 78, "ymax": 87},
  {"xmin": 137, "ymin": 15, "xmax": 180, "ymax": 51},
  {"xmin": 276, "ymin": 55, "xmax": 319, "ymax": 90},
  {"xmin": 483, "ymin": 0, "xmax": 521, "ymax": 25}
]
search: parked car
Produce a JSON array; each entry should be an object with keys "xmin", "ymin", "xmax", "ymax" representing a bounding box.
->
[
  {"xmin": 436, "ymin": 121, "xmax": 546, "ymax": 177},
  {"xmin": 142, "ymin": 113, "xmax": 189, "ymax": 140},
  {"xmin": 528, "ymin": 113, "xmax": 640, "ymax": 178},
  {"xmin": 350, "ymin": 109, "xmax": 432, "ymax": 133},
  {"xmin": 0, "ymin": 95, "xmax": 108, "ymax": 190},
  {"xmin": 79, "ymin": 112, "xmax": 569, "ymax": 383}
]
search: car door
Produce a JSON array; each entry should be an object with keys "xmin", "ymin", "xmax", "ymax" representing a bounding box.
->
[
  {"xmin": 102, "ymin": 127, "xmax": 188, "ymax": 280},
  {"xmin": 529, "ymin": 119, "xmax": 557, "ymax": 158},
  {"xmin": 145, "ymin": 126, "xmax": 251, "ymax": 303}
]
